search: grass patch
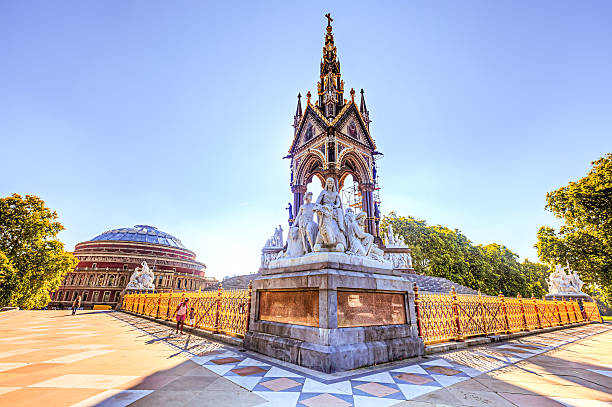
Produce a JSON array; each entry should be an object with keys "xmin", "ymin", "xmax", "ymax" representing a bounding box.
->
[{"xmin": 602, "ymin": 315, "xmax": 612, "ymax": 321}]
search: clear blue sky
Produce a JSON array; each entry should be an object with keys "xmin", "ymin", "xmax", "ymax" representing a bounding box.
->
[{"xmin": 1, "ymin": 1, "xmax": 611, "ymax": 280}]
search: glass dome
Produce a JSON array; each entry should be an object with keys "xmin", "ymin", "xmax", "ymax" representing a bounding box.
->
[{"xmin": 90, "ymin": 225, "xmax": 187, "ymax": 249}]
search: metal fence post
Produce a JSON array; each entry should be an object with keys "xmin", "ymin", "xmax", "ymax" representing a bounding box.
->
[
  {"xmin": 166, "ymin": 289, "xmax": 172, "ymax": 320},
  {"xmin": 413, "ymin": 283, "xmax": 423, "ymax": 338},
  {"xmin": 478, "ymin": 290, "xmax": 487, "ymax": 334},
  {"xmin": 534, "ymin": 296, "xmax": 542, "ymax": 328},
  {"xmin": 451, "ymin": 286, "xmax": 463, "ymax": 341},
  {"xmin": 500, "ymin": 291, "xmax": 510, "ymax": 333},
  {"xmin": 156, "ymin": 295, "xmax": 161, "ymax": 319},
  {"xmin": 214, "ymin": 283, "xmax": 223, "ymax": 334},
  {"xmin": 245, "ymin": 281, "xmax": 253, "ymax": 333},
  {"xmin": 554, "ymin": 296, "xmax": 562, "ymax": 325},
  {"xmin": 518, "ymin": 293, "xmax": 528, "ymax": 330}
]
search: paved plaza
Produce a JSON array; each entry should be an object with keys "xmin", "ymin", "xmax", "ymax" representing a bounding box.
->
[{"xmin": 0, "ymin": 310, "xmax": 610, "ymax": 407}]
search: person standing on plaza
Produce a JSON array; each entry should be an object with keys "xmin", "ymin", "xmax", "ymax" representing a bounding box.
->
[
  {"xmin": 71, "ymin": 295, "xmax": 81, "ymax": 315},
  {"xmin": 188, "ymin": 307, "xmax": 196, "ymax": 330},
  {"xmin": 175, "ymin": 298, "xmax": 189, "ymax": 334}
]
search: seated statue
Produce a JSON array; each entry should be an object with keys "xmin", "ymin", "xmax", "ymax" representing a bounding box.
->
[
  {"xmin": 345, "ymin": 209, "xmax": 373, "ymax": 256},
  {"xmin": 313, "ymin": 203, "xmax": 347, "ymax": 252},
  {"xmin": 345, "ymin": 209, "xmax": 385, "ymax": 261},
  {"xmin": 316, "ymin": 177, "xmax": 345, "ymax": 234}
]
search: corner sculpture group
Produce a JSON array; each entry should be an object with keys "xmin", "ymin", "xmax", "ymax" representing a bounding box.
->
[
  {"xmin": 278, "ymin": 177, "xmax": 386, "ymax": 262},
  {"xmin": 547, "ymin": 264, "xmax": 586, "ymax": 296},
  {"xmin": 127, "ymin": 261, "xmax": 155, "ymax": 290}
]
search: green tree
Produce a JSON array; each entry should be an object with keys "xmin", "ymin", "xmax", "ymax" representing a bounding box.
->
[
  {"xmin": 536, "ymin": 153, "xmax": 612, "ymax": 306},
  {"xmin": 0, "ymin": 250, "xmax": 17, "ymax": 306},
  {"xmin": 382, "ymin": 212, "xmax": 549, "ymax": 298},
  {"xmin": 0, "ymin": 194, "xmax": 77, "ymax": 309},
  {"xmin": 520, "ymin": 260, "xmax": 550, "ymax": 299}
]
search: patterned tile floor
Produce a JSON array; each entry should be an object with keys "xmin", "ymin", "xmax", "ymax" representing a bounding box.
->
[{"xmin": 0, "ymin": 310, "xmax": 610, "ymax": 407}]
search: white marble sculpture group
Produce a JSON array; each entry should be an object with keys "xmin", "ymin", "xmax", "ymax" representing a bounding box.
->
[
  {"xmin": 382, "ymin": 224, "xmax": 413, "ymax": 269},
  {"xmin": 127, "ymin": 261, "xmax": 155, "ymax": 290},
  {"xmin": 277, "ymin": 177, "xmax": 386, "ymax": 263},
  {"xmin": 547, "ymin": 264, "xmax": 585, "ymax": 296}
]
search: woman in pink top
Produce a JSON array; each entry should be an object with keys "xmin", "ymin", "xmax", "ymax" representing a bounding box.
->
[{"xmin": 175, "ymin": 298, "xmax": 189, "ymax": 335}]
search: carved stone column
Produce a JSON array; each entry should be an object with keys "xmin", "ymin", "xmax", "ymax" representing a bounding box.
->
[
  {"xmin": 359, "ymin": 183, "xmax": 377, "ymax": 238},
  {"xmin": 291, "ymin": 184, "xmax": 307, "ymax": 221}
]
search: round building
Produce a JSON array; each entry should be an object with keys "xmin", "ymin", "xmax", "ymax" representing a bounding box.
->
[{"xmin": 51, "ymin": 225, "xmax": 217, "ymax": 309}]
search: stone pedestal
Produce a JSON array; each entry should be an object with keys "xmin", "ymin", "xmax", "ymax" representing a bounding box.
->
[
  {"xmin": 243, "ymin": 253, "xmax": 424, "ymax": 373},
  {"xmin": 545, "ymin": 293, "xmax": 593, "ymax": 303},
  {"xmin": 383, "ymin": 246, "xmax": 415, "ymax": 274}
]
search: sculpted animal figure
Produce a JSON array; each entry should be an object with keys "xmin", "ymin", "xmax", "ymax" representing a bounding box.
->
[
  {"xmin": 277, "ymin": 226, "xmax": 305, "ymax": 259},
  {"xmin": 313, "ymin": 203, "xmax": 346, "ymax": 252}
]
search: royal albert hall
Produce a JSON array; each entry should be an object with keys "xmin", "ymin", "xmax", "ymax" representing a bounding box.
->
[{"xmin": 50, "ymin": 225, "xmax": 217, "ymax": 309}]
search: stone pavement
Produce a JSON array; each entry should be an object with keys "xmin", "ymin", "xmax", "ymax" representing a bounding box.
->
[{"xmin": 0, "ymin": 310, "xmax": 610, "ymax": 407}]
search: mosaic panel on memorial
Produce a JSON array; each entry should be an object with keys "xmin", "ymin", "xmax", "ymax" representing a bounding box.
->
[
  {"xmin": 337, "ymin": 291, "xmax": 406, "ymax": 327},
  {"xmin": 258, "ymin": 290, "xmax": 319, "ymax": 327}
]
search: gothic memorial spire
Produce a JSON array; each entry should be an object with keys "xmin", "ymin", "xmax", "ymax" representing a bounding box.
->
[
  {"xmin": 318, "ymin": 13, "xmax": 344, "ymax": 119},
  {"xmin": 287, "ymin": 14, "xmax": 381, "ymax": 239}
]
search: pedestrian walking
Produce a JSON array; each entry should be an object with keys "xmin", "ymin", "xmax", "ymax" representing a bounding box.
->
[
  {"xmin": 71, "ymin": 295, "xmax": 81, "ymax": 315},
  {"xmin": 175, "ymin": 298, "xmax": 189, "ymax": 334},
  {"xmin": 188, "ymin": 307, "xmax": 196, "ymax": 329}
]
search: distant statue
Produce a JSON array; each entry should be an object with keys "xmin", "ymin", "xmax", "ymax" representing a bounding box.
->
[
  {"xmin": 139, "ymin": 261, "xmax": 154, "ymax": 288},
  {"xmin": 569, "ymin": 269, "xmax": 584, "ymax": 292},
  {"xmin": 265, "ymin": 225, "xmax": 284, "ymax": 248},
  {"xmin": 385, "ymin": 224, "xmax": 407, "ymax": 247},
  {"xmin": 127, "ymin": 261, "xmax": 155, "ymax": 289},
  {"xmin": 261, "ymin": 225, "xmax": 286, "ymax": 268},
  {"xmin": 128, "ymin": 266, "xmax": 141, "ymax": 287},
  {"xmin": 295, "ymin": 192, "xmax": 318, "ymax": 253},
  {"xmin": 547, "ymin": 264, "xmax": 586, "ymax": 296}
]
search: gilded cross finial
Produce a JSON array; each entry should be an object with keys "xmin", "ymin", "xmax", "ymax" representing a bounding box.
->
[
  {"xmin": 350, "ymin": 88, "xmax": 355, "ymax": 102},
  {"xmin": 306, "ymin": 91, "xmax": 311, "ymax": 103},
  {"xmin": 325, "ymin": 13, "xmax": 333, "ymax": 27}
]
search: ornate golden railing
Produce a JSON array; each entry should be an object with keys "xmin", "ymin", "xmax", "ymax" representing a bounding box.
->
[
  {"xmin": 413, "ymin": 284, "xmax": 600, "ymax": 345},
  {"xmin": 121, "ymin": 284, "xmax": 252, "ymax": 338},
  {"xmin": 583, "ymin": 301, "xmax": 603, "ymax": 322}
]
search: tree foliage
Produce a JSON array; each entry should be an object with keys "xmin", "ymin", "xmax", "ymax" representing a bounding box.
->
[
  {"xmin": 536, "ymin": 153, "xmax": 612, "ymax": 306},
  {"xmin": 0, "ymin": 194, "xmax": 77, "ymax": 309},
  {"xmin": 382, "ymin": 214, "xmax": 549, "ymax": 298}
]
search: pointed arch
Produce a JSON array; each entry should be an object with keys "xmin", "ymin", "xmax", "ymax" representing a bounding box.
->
[
  {"xmin": 296, "ymin": 154, "xmax": 325, "ymax": 187},
  {"xmin": 338, "ymin": 151, "xmax": 371, "ymax": 187}
]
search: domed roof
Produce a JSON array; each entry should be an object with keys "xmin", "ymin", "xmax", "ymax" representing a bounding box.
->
[{"xmin": 90, "ymin": 225, "xmax": 187, "ymax": 249}]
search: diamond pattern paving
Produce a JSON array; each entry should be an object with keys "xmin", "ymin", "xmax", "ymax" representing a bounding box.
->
[
  {"xmin": 300, "ymin": 392, "xmax": 352, "ymax": 407},
  {"xmin": 394, "ymin": 373, "xmax": 435, "ymax": 385},
  {"xmin": 0, "ymin": 309, "xmax": 610, "ymax": 407},
  {"xmin": 354, "ymin": 382, "xmax": 399, "ymax": 397},
  {"xmin": 424, "ymin": 366, "xmax": 462, "ymax": 376},
  {"xmin": 231, "ymin": 366, "xmax": 267, "ymax": 376},
  {"xmin": 260, "ymin": 377, "xmax": 302, "ymax": 391}
]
